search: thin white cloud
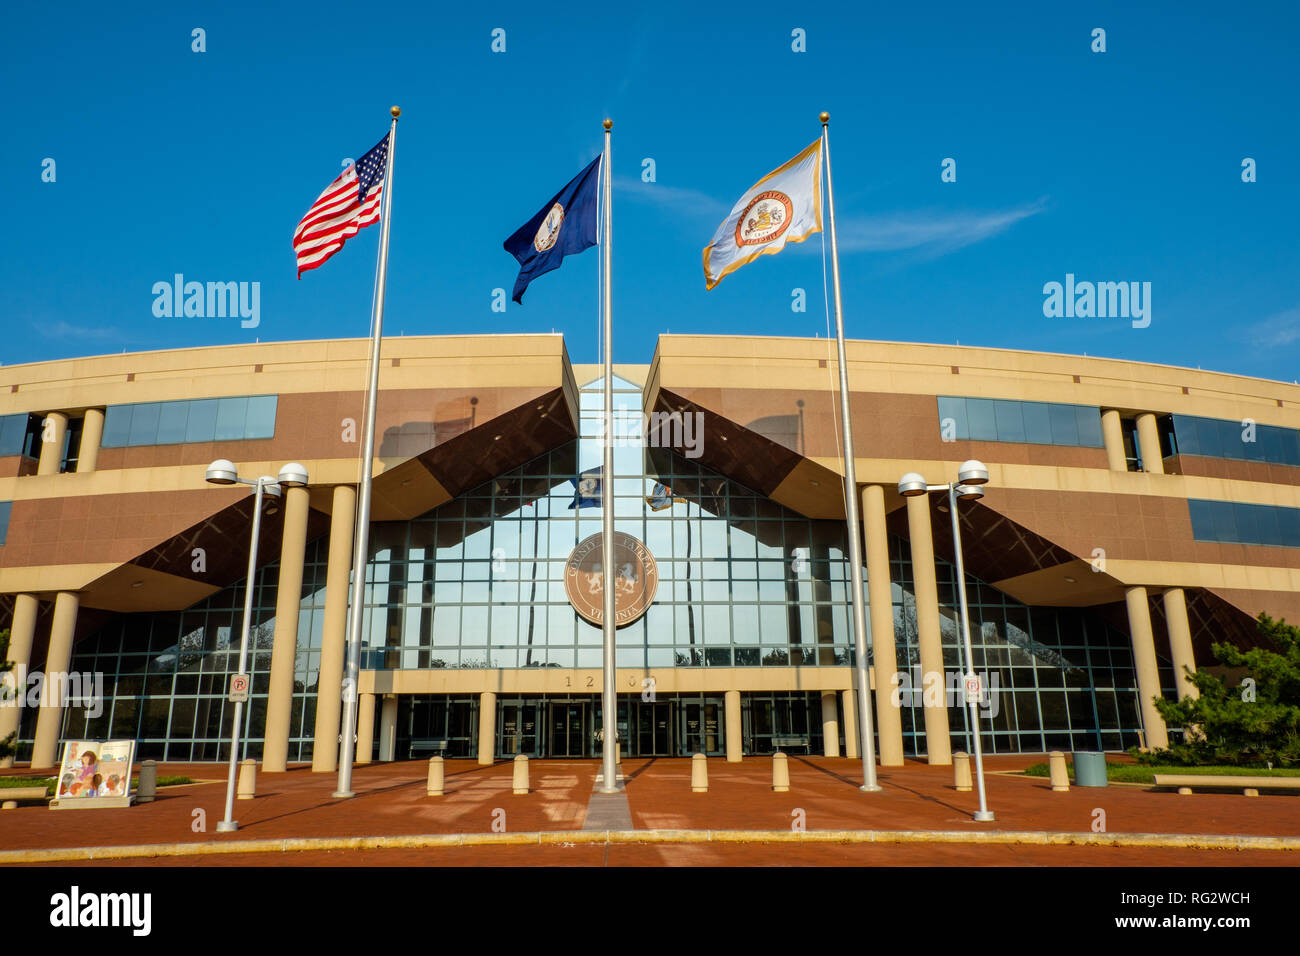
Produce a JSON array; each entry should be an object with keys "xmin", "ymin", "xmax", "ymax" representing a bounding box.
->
[
  {"xmin": 831, "ymin": 198, "xmax": 1048, "ymax": 255},
  {"xmin": 615, "ymin": 176, "xmax": 730, "ymax": 221},
  {"xmin": 35, "ymin": 320, "xmax": 123, "ymax": 341},
  {"xmin": 1248, "ymin": 306, "xmax": 1300, "ymax": 347}
]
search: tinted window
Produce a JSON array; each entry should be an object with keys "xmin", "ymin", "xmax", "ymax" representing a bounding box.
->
[
  {"xmin": 214, "ymin": 397, "xmax": 249, "ymax": 441},
  {"xmin": 0, "ymin": 415, "xmax": 27, "ymax": 456},
  {"xmin": 993, "ymin": 400, "xmax": 1026, "ymax": 443},
  {"xmin": 966, "ymin": 399, "xmax": 998, "ymax": 441},
  {"xmin": 156, "ymin": 402, "xmax": 189, "ymax": 445},
  {"xmin": 102, "ymin": 406, "xmax": 132, "ymax": 448},
  {"xmin": 0, "ymin": 500, "xmax": 11, "ymax": 544},
  {"xmin": 937, "ymin": 397, "xmax": 966, "ymax": 441},
  {"xmin": 1021, "ymin": 402, "xmax": 1053, "ymax": 445},
  {"xmin": 128, "ymin": 403, "xmax": 161, "ymax": 446},
  {"xmin": 1189, "ymin": 499, "xmax": 1300, "ymax": 548},
  {"xmin": 244, "ymin": 395, "xmax": 277, "ymax": 439},
  {"xmin": 1048, "ymin": 404, "xmax": 1079, "ymax": 445},
  {"xmin": 185, "ymin": 399, "xmax": 219, "ymax": 443},
  {"xmin": 1075, "ymin": 407, "xmax": 1103, "ymax": 447}
]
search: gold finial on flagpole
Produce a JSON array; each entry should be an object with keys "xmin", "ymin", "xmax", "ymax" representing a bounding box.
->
[
  {"xmin": 391, "ymin": 106, "xmax": 401, "ymax": 118},
  {"xmin": 820, "ymin": 111, "xmax": 829, "ymax": 125},
  {"xmin": 603, "ymin": 118, "xmax": 613, "ymax": 131}
]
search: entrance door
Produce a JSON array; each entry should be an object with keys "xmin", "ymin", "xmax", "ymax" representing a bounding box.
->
[
  {"xmin": 635, "ymin": 701, "xmax": 673, "ymax": 756},
  {"xmin": 680, "ymin": 700, "xmax": 722, "ymax": 755},
  {"xmin": 499, "ymin": 700, "xmax": 539, "ymax": 757},
  {"xmin": 548, "ymin": 701, "xmax": 590, "ymax": 757}
]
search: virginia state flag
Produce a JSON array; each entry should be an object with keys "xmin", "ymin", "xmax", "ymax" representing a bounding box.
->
[
  {"xmin": 568, "ymin": 467, "xmax": 602, "ymax": 509},
  {"xmin": 504, "ymin": 156, "xmax": 601, "ymax": 303},
  {"xmin": 703, "ymin": 139, "xmax": 823, "ymax": 290}
]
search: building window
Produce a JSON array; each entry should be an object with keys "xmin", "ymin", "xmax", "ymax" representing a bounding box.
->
[
  {"xmin": 1172, "ymin": 414, "xmax": 1300, "ymax": 467},
  {"xmin": 937, "ymin": 397, "xmax": 1104, "ymax": 448},
  {"xmin": 1187, "ymin": 499, "xmax": 1300, "ymax": 548},
  {"xmin": 1119, "ymin": 417, "xmax": 1142, "ymax": 471},
  {"xmin": 101, "ymin": 395, "xmax": 277, "ymax": 448},
  {"xmin": 0, "ymin": 500, "xmax": 11, "ymax": 544},
  {"xmin": 0, "ymin": 413, "xmax": 43, "ymax": 459}
]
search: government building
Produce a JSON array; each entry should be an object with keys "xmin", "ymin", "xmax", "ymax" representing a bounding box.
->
[{"xmin": 0, "ymin": 334, "xmax": 1297, "ymax": 771}]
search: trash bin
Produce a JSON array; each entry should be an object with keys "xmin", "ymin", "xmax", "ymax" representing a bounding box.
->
[{"xmin": 1073, "ymin": 751, "xmax": 1108, "ymax": 787}]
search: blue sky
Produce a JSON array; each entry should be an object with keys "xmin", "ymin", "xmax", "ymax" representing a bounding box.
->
[{"xmin": 5, "ymin": 1, "xmax": 1298, "ymax": 382}]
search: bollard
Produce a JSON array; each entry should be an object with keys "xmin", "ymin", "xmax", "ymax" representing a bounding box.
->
[
  {"xmin": 1048, "ymin": 751, "xmax": 1070, "ymax": 792},
  {"xmin": 512, "ymin": 753, "xmax": 529, "ymax": 795},
  {"xmin": 136, "ymin": 758, "xmax": 158, "ymax": 803},
  {"xmin": 1244, "ymin": 788, "xmax": 1259, "ymax": 797},
  {"xmin": 691, "ymin": 752, "xmax": 708, "ymax": 793},
  {"xmin": 953, "ymin": 751, "xmax": 972, "ymax": 792},
  {"xmin": 427, "ymin": 756, "xmax": 444, "ymax": 797},
  {"xmin": 1177, "ymin": 787, "xmax": 1192, "ymax": 795},
  {"xmin": 1, "ymin": 801, "xmax": 16, "ymax": 810},
  {"xmin": 236, "ymin": 758, "xmax": 257, "ymax": 800},
  {"xmin": 616, "ymin": 742, "xmax": 622, "ymax": 766},
  {"xmin": 771, "ymin": 751, "xmax": 790, "ymax": 792}
]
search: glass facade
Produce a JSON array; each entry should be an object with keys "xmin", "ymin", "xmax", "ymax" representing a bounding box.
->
[
  {"xmin": 0, "ymin": 413, "xmax": 42, "ymax": 458},
  {"xmin": 937, "ymin": 396, "xmax": 1104, "ymax": 447},
  {"xmin": 1187, "ymin": 498, "xmax": 1300, "ymax": 548},
  {"xmin": 0, "ymin": 500, "xmax": 11, "ymax": 545},
  {"xmin": 101, "ymin": 395, "xmax": 278, "ymax": 448},
  {"xmin": 1172, "ymin": 414, "xmax": 1300, "ymax": 467},
  {"xmin": 45, "ymin": 378, "xmax": 1149, "ymax": 760}
]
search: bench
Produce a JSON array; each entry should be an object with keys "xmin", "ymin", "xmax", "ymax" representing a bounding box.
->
[
  {"xmin": 1, "ymin": 786, "xmax": 51, "ymax": 808},
  {"xmin": 1154, "ymin": 774, "xmax": 1300, "ymax": 796},
  {"xmin": 409, "ymin": 738, "xmax": 450, "ymax": 759},
  {"xmin": 771, "ymin": 736, "xmax": 811, "ymax": 751}
]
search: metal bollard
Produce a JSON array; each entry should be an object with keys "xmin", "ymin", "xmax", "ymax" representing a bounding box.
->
[
  {"xmin": 691, "ymin": 753, "xmax": 708, "ymax": 793},
  {"xmin": 1048, "ymin": 751, "xmax": 1070, "ymax": 792},
  {"xmin": 953, "ymin": 751, "xmax": 972, "ymax": 792},
  {"xmin": 512, "ymin": 753, "xmax": 529, "ymax": 795},
  {"xmin": 427, "ymin": 756, "xmax": 444, "ymax": 796},
  {"xmin": 616, "ymin": 742, "xmax": 622, "ymax": 766},
  {"xmin": 136, "ymin": 759, "xmax": 158, "ymax": 803},
  {"xmin": 236, "ymin": 758, "xmax": 256, "ymax": 800},
  {"xmin": 772, "ymin": 751, "xmax": 790, "ymax": 792}
]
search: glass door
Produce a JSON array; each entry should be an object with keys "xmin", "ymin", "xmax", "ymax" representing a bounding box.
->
[
  {"xmin": 548, "ymin": 701, "xmax": 590, "ymax": 757},
  {"xmin": 499, "ymin": 700, "xmax": 539, "ymax": 757},
  {"xmin": 679, "ymin": 700, "xmax": 723, "ymax": 756}
]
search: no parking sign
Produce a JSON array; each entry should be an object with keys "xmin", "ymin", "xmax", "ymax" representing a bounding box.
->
[{"xmin": 228, "ymin": 673, "xmax": 250, "ymax": 703}]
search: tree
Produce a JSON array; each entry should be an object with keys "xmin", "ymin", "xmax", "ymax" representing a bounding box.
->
[
  {"xmin": 1143, "ymin": 613, "xmax": 1300, "ymax": 767},
  {"xmin": 0, "ymin": 629, "xmax": 14, "ymax": 762}
]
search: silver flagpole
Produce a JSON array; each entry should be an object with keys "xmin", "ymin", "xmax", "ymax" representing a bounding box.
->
[
  {"xmin": 821, "ymin": 111, "xmax": 880, "ymax": 792},
  {"xmin": 599, "ymin": 118, "xmax": 618, "ymax": 793},
  {"xmin": 335, "ymin": 106, "xmax": 400, "ymax": 798}
]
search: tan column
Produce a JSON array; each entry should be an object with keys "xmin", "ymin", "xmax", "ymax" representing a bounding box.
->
[
  {"xmin": 36, "ymin": 412, "xmax": 68, "ymax": 475},
  {"xmin": 1162, "ymin": 588, "xmax": 1198, "ymax": 701},
  {"xmin": 1100, "ymin": 409, "xmax": 1126, "ymax": 472},
  {"xmin": 906, "ymin": 495, "xmax": 951, "ymax": 765},
  {"xmin": 863, "ymin": 485, "xmax": 904, "ymax": 766},
  {"xmin": 31, "ymin": 592, "xmax": 80, "ymax": 768},
  {"xmin": 477, "ymin": 691, "xmax": 496, "ymax": 765},
  {"xmin": 1136, "ymin": 412, "xmax": 1164, "ymax": 475},
  {"xmin": 379, "ymin": 695, "xmax": 398, "ymax": 761},
  {"xmin": 820, "ymin": 691, "xmax": 840, "ymax": 757},
  {"xmin": 75, "ymin": 408, "xmax": 105, "ymax": 474},
  {"xmin": 841, "ymin": 689, "xmax": 858, "ymax": 759},
  {"xmin": 311, "ymin": 485, "xmax": 356, "ymax": 772},
  {"xmin": 1125, "ymin": 586, "xmax": 1169, "ymax": 750},
  {"xmin": 356, "ymin": 693, "xmax": 376, "ymax": 764},
  {"xmin": 262, "ymin": 485, "xmax": 310, "ymax": 772},
  {"xmin": 0, "ymin": 594, "xmax": 40, "ymax": 768},
  {"xmin": 724, "ymin": 689, "xmax": 742, "ymax": 761}
]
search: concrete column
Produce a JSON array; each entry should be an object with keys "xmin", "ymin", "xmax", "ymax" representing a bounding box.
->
[
  {"xmin": 356, "ymin": 693, "xmax": 375, "ymax": 764},
  {"xmin": 724, "ymin": 689, "xmax": 742, "ymax": 762},
  {"xmin": 1162, "ymin": 588, "xmax": 1198, "ymax": 701},
  {"xmin": 36, "ymin": 412, "xmax": 68, "ymax": 475},
  {"xmin": 0, "ymin": 594, "xmax": 40, "ymax": 768},
  {"xmin": 906, "ymin": 495, "xmax": 951, "ymax": 765},
  {"xmin": 1100, "ymin": 409, "xmax": 1127, "ymax": 472},
  {"xmin": 379, "ymin": 694, "xmax": 398, "ymax": 762},
  {"xmin": 841, "ymin": 689, "xmax": 858, "ymax": 759},
  {"xmin": 75, "ymin": 408, "xmax": 105, "ymax": 474},
  {"xmin": 263, "ymin": 485, "xmax": 311, "ymax": 772},
  {"xmin": 1125, "ymin": 586, "xmax": 1169, "ymax": 750},
  {"xmin": 1136, "ymin": 412, "xmax": 1164, "ymax": 475},
  {"xmin": 311, "ymin": 485, "xmax": 356, "ymax": 773},
  {"xmin": 820, "ymin": 691, "xmax": 840, "ymax": 757},
  {"xmin": 477, "ymin": 691, "xmax": 496, "ymax": 765},
  {"xmin": 863, "ymin": 485, "xmax": 905, "ymax": 766},
  {"xmin": 31, "ymin": 592, "xmax": 80, "ymax": 768}
]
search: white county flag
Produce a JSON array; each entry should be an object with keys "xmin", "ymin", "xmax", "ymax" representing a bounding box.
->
[{"xmin": 703, "ymin": 139, "xmax": 823, "ymax": 290}]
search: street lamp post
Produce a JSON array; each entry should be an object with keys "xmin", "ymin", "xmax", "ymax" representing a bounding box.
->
[
  {"xmin": 898, "ymin": 459, "xmax": 995, "ymax": 823},
  {"xmin": 205, "ymin": 459, "xmax": 308, "ymax": 833}
]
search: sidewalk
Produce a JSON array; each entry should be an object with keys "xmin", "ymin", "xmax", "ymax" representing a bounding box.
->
[{"xmin": 2, "ymin": 755, "xmax": 1297, "ymax": 864}]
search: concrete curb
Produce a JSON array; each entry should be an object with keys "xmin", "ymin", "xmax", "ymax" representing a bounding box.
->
[{"xmin": 3, "ymin": 827, "xmax": 1298, "ymax": 863}]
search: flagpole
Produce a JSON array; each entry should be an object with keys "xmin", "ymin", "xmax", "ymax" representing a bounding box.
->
[
  {"xmin": 334, "ymin": 106, "xmax": 400, "ymax": 799},
  {"xmin": 598, "ymin": 118, "xmax": 619, "ymax": 793},
  {"xmin": 821, "ymin": 111, "xmax": 881, "ymax": 792}
]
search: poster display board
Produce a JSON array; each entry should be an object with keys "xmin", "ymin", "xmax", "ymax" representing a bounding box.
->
[{"xmin": 50, "ymin": 740, "xmax": 136, "ymax": 809}]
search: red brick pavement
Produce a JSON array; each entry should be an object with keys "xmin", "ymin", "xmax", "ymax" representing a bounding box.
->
[{"xmin": 2, "ymin": 754, "xmax": 1297, "ymax": 861}]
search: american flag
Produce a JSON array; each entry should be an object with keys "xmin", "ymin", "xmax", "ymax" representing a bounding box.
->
[{"xmin": 293, "ymin": 132, "xmax": 389, "ymax": 278}]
